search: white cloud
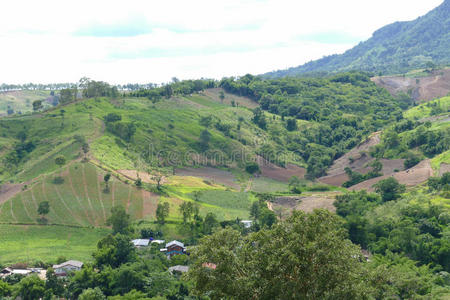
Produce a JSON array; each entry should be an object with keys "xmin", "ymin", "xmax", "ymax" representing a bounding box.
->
[{"xmin": 0, "ymin": 0, "xmax": 443, "ymax": 83}]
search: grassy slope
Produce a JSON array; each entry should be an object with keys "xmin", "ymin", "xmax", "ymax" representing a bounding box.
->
[{"xmin": 404, "ymin": 96, "xmax": 450, "ymax": 119}]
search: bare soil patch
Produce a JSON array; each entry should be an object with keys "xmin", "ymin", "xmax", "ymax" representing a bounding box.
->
[
  {"xmin": 350, "ymin": 159, "xmax": 433, "ymax": 191},
  {"xmin": 0, "ymin": 184, "xmax": 23, "ymax": 205},
  {"xmin": 270, "ymin": 192, "xmax": 339, "ymax": 214},
  {"xmin": 319, "ymin": 133, "xmax": 380, "ymax": 186},
  {"xmin": 257, "ymin": 156, "xmax": 306, "ymax": 182},
  {"xmin": 372, "ymin": 68, "xmax": 450, "ymax": 102},
  {"xmin": 175, "ymin": 167, "xmax": 240, "ymax": 189},
  {"xmin": 319, "ymin": 133, "xmax": 405, "ymax": 186}
]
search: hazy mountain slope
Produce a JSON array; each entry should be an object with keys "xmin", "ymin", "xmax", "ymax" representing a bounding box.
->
[{"xmin": 265, "ymin": 0, "xmax": 450, "ymax": 77}]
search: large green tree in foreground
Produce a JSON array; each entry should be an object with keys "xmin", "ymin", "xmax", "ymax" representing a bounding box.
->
[{"xmin": 188, "ymin": 210, "xmax": 372, "ymax": 299}]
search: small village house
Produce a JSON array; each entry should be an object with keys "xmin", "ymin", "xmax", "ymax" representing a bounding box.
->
[
  {"xmin": 160, "ymin": 240, "xmax": 186, "ymax": 258},
  {"xmin": 131, "ymin": 239, "xmax": 150, "ymax": 248},
  {"xmin": 52, "ymin": 260, "xmax": 83, "ymax": 276}
]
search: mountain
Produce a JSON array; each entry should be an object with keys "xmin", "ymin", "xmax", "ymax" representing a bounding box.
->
[{"xmin": 265, "ymin": 0, "xmax": 450, "ymax": 77}]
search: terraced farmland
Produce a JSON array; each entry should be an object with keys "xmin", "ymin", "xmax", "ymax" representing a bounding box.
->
[{"xmin": 0, "ymin": 162, "xmax": 157, "ymax": 226}]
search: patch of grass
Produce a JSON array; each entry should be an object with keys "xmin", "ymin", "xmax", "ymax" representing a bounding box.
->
[
  {"xmin": 192, "ymin": 190, "xmax": 252, "ymax": 210},
  {"xmin": 0, "ymin": 224, "xmax": 109, "ymax": 265},
  {"xmin": 404, "ymin": 96, "xmax": 450, "ymax": 119},
  {"xmin": 250, "ymin": 177, "xmax": 289, "ymax": 193},
  {"xmin": 431, "ymin": 150, "xmax": 450, "ymax": 172}
]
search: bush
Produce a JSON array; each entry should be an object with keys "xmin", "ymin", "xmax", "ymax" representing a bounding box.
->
[
  {"xmin": 245, "ymin": 162, "xmax": 260, "ymax": 174},
  {"xmin": 52, "ymin": 176, "xmax": 64, "ymax": 184}
]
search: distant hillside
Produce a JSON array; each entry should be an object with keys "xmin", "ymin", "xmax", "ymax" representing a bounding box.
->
[
  {"xmin": 0, "ymin": 90, "xmax": 51, "ymax": 116},
  {"xmin": 265, "ymin": 0, "xmax": 450, "ymax": 77}
]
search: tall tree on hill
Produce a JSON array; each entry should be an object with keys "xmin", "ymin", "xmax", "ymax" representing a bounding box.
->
[
  {"xmin": 374, "ymin": 177, "xmax": 406, "ymax": 202},
  {"xmin": 32, "ymin": 100, "xmax": 43, "ymax": 112},
  {"xmin": 219, "ymin": 90, "xmax": 225, "ymax": 103},
  {"xmin": 199, "ymin": 129, "xmax": 211, "ymax": 151},
  {"xmin": 179, "ymin": 201, "xmax": 194, "ymax": 224},
  {"xmin": 82, "ymin": 142, "xmax": 89, "ymax": 161},
  {"xmin": 106, "ymin": 206, "xmax": 131, "ymax": 234},
  {"xmin": 104, "ymin": 173, "xmax": 111, "ymax": 193},
  {"xmin": 156, "ymin": 202, "xmax": 170, "ymax": 224},
  {"xmin": 37, "ymin": 201, "xmax": 50, "ymax": 221},
  {"xmin": 54, "ymin": 155, "xmax": 66, "ymax": 168}
]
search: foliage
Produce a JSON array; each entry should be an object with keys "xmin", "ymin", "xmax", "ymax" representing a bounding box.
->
[
  {"xmin": 106, "ymin": 206, "xmax": 131, "ymax": 235},
  {"xmin": 335, "ymin": 188, "xmax": 450, "ymax": 272},
  {"xmin": 14, "ymin": 275, "xmax": 45, "ymax": 300},
  {"xmin": 156, "ymin": 202, "xmax": 170, "ymax": 224},
  {"xmin": 245, "ymin": 161, "xmax": 260, "ymax": 174},
  {"xmin": 37, "ymin": 201, "xmax": 50, "ymax": 216},
  {"xmin": 374, "ymin": 177, "xmax": 406, "ymax": 202},
  {"xmin": 220, "ymin": 72, "xmax": 403, "ymax": 177},
  {"xmin": 188, "ymin": 210, "xmax": 372, "ymax": 299}
]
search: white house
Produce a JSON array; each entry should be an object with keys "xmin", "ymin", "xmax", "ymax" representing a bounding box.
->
[
  {"xmin": 52, "ymin": 260, "xmax": 83, "ymax": 276},
  {"xmin": 131, "ymin": 239, "xmax": 150, "ymax": 247},
  {"xmin": 241, "ymin": 220, "xmax": 253, "ymax": 228}
]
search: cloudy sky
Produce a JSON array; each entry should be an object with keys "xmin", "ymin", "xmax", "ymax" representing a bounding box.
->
[{"xmin": 0, "ymin": 0, "xmax": 443, "ymax": 84}]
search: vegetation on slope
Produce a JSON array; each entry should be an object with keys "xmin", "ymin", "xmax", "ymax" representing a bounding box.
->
[
  {"xmin": 219, "ymin": 72, "xmax": 409, "ymax": 177},
  {"xmin": 265, "ymin": 0, "xmax": 450, "ymax": 77}
]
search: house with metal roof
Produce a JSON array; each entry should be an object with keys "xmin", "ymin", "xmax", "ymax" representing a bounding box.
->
[
  {"xmin": 52, "ymin": 260, "xmax": 83, "ymax": 276},
  {"xmin": 131, "ymin": 239, "xmax": 150, "ymax": 247},
  {"xmin": 161, "ymin": 240, "xmax": 186, "ymax": 258}
]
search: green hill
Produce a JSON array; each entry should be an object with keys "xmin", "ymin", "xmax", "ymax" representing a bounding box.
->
[{"xmin": 265, "ymin": 0, "xmax": 450, "ymax": 77}]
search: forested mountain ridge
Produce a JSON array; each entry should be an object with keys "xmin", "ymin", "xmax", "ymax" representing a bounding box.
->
[{"xmin": 265, "ymin": 0, "xmax": 450, "ymax": 77}]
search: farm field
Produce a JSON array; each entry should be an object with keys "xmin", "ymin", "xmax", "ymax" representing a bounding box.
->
[
  {"xmin": 0, "ymin": 224, "xmax": 109, "ymax": 265},
  {"xmin": 0, "ymin": 162, "xmax": 153, "ymax": 226}
]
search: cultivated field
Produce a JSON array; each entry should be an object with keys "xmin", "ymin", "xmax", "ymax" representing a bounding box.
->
[
  {"xmin": 0, "ymin": 224, "xmax": 109, "ymax": 265},
  {"xmin": 0, "ymin": 162, "xmax": 156, "ymax": 226}
]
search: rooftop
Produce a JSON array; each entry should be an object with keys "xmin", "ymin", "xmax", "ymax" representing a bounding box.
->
[
  {"xmin": 53, "ymin": 260, "xmax": 84, "ymax": 269},
  {"xmin": 131, "ymin": 239, "xmax": 150, "ymax": 247},
  {"xmin": 166, "ymin": 240, "xmax": 185, "ymax": 248}
]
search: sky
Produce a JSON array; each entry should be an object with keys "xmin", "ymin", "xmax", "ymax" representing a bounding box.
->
[{"xmin": 0, "ymin": 0, "xmax": 443, "ymax": 84}]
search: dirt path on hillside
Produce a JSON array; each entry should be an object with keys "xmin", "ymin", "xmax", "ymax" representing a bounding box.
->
[
  {"xmin": 8, "ymin": 200, "xmax": 17, "ymax": 223},
  {"xmin": 81, "ymin": 164, "xmax": 98, "ymax": 226},
  {"xmin": 19, "ymin": 193, "xmax": 33, "ymax": 222},
  {"xmin": 53, "ymin": 183, "xmax": 84, "ymax": 226},
  {"xmin": 111, "ymin": 181, "xmax": 116, "ymax": 207},
  {"xmin": 67, "ymin": 166, "xmax": 94, "ymax": 225},
  {"xmin": 126, "ymin": 186, "xmax": 132, "ymax": 213},
  {"xmin": 30, "ymin": 188, "xmax": 38, "ymax": 210},
  {"xmin": 96, "ymin": 174, "xmax": 107, "ymax": 223}
]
